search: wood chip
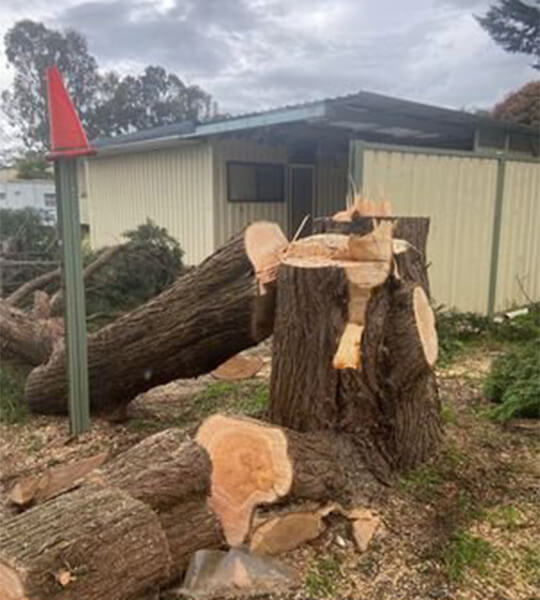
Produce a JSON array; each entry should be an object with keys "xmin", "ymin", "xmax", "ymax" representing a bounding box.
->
[{"xmin": 212, "ymin": 355, "xmax": 263, "ymax": 381}]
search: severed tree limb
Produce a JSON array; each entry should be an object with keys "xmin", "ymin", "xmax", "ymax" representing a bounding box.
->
[
  {"xmin": 25, "ymin": 223, "xmax": 288, "ymax": 414},
  {"xmin": 5, "ymin": 267, "xmax": 60, "ymax": 307},
  {"xmin": 49, "ymin": 244, "xmax": 124, "ymax": 316}
]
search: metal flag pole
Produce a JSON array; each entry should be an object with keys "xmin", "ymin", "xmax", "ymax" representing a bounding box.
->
[{"xmin": 45, "ymin": 66, "xmax": 96, "ymax": 435}]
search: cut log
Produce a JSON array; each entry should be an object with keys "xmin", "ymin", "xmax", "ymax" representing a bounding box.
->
[
  {"xmin": 25, "ymin": 222, "xmax": 288, "ymax": 414},
  {"xmin": 85, "ymin": 430, "xmax": 225, "ymax": 578},
  {"xmin": 0, "ymin": 417, "xmax": 382, "ymax": 599},
  {"xmin": 9, "ymin": 452, "xmax": 108, "ymax": 507},
  {"xmin": 0, "ymin": 300, "xmax": 63, "ymax": 366},
  {"xmin": 270, "ymin": 217, "xmax": 441, "ymax": 474},
  {"xmin": 0, "ymin": 487, "xmax": 170, "ymax": 600},
  {"xmin": 196, "ymin": 414, "xmax": 378, "ymax": 546}
]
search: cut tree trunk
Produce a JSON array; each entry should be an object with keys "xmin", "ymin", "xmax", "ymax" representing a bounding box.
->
[
  {"xmin": 0, "ymin": 487, "xmax": 170, "ymax": 600},
  {"xmin": 25, "ymin": 222, "xmax": 288, "ymax": 414},
  {"xmin": 269, "ymin": 216, "xmax": 441, "ymax": 473}
]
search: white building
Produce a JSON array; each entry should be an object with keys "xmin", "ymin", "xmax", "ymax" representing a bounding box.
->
[{"xmin": 0, "ymin": 173, "xmax": 56, "ymax": 221}]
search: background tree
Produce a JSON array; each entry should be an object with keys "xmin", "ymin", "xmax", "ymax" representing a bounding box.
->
[
  {"xmin": 1, "ymin": 20, "xmax": 101, "ymax": 149},
  {"xmin": 492, "ymin": 80, "xmax": 540, "ymax": 126},
  {"xmin": 2, "ymin": 20, "xmax": 218, "ymax": 149},
  {"xmin": 476, "ymin": 0, "xmax": 540, "ymax": 69}
]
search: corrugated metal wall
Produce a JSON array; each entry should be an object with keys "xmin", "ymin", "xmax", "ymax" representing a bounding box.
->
[
  {"xmin": 212, "ymin": 138, "xmax": 347, "ymax": 245},
  {"xmin": 361, "ymin": 146, "xmax": 499, "ymax": 313},
  {"xmin": 315, "ymin": 160, "xmax": 348, "ymax": 217},
  {"xmin": 212, "ymin": 139, "xmax": 289, "ymax": 246},
  {"xmin": 84, "ymin": 144, "xmax": 214, "ymax": 264},
  {"xmin": 495, "ymin": 160, "xmax": 540, "ymax": 311}
]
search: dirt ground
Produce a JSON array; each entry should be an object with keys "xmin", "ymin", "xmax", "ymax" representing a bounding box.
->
[{"xmin": 0, "ymin": 342, "xmax": 538, "ymax": 600}]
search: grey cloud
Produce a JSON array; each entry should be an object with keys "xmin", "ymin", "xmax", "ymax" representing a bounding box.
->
[{"xmin": 48, "ymin": 0, "xmax": 536, "ymax": 114}]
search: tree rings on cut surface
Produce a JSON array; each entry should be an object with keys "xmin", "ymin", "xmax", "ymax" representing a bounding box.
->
[{"xmin": 196, "ymin": 414, "xmax": 293, "ymax": 546}]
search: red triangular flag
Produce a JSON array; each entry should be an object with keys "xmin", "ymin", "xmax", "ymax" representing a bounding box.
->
[{"xmin": 46, "ymin": 66, "xmax": 95, "ymax": 160}]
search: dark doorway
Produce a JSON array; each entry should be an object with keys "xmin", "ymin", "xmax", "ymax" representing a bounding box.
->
[{"xmin": 289, "ymin": 165, "xmax": 314, "ymax": 238}]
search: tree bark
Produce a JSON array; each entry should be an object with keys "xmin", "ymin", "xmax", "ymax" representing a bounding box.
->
[
  {"xmin": 0, "ymin": 300, "xmax": 63, "ymax": 366},
  {"xmin": 25, "ymin": 223, "xmax": 287, "ymax": 414},
  {"xmin": 269, "ymin": 217, "xmax": 441, "ymax": 475},
  {"xmin": 0, "ymin": 487, "xmax": 170, "ymax": 600}
]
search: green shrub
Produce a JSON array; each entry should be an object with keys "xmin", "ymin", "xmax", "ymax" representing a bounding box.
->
[
  {"xmin": 435, "ymin": 307, "xmax": 491, "ymax": 364},
  {"xmin": 85, "ymin": 219, "xmax": 184, "ymax": 314},
  {"xmin": 484, "ymin": 338, "xmax": 540, "ymax": 421}
]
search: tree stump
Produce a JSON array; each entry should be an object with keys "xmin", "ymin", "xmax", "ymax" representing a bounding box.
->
[{"xmin": 269, "ymin": 217, "xmax": 441, "ymax": 474}]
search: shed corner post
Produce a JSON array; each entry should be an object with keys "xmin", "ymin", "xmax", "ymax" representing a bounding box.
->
[
  {"xmin": 487, "ymin": 156, "xmax": 507, "ymax": 316},
  {"xmin": 348, "ymin": 138, "xmax": 365, "ymax": 198}
]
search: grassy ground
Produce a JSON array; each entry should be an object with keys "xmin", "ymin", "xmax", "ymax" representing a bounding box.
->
[{"xmin": 0, "ymin": 340, "xmax": 539, "ymax": 599}]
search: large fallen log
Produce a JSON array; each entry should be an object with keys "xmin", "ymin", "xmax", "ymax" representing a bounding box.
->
[
  {"xmin": 269, "ymin": 216, "xmax": 441, "ymax": 472},
  {"xmin": 25, "ymin": 222, "xmax": 287, "ymax": 414}
]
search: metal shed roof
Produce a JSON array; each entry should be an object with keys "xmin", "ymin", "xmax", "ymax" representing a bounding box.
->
[{"xmin": 94, "ymin": 90, "xmax": 539, "ymax": 155}]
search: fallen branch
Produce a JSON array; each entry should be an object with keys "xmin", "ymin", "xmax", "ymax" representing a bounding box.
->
[{"xmin": 25, "ymin": 223, "xmax": 288, "ymax": 414}]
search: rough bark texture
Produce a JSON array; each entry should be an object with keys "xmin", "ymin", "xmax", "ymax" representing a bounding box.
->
[
  {"xmin": 0, "ymin": 300, "xmax": 63, "ymax": 365},
  {"xmin": 85, "ymin": 430, "xmax": 225, "ymax": 577},
  {"xmin": 270, "ymin": 217, "xmax": 440, "ymax": 475},
  {"xmin": 0, "ymin": 487, "xmax": 170, "ymax": 600},
  {"xmin": 25, "ymin": 225, "xmax": 285, "ymax": 414}
]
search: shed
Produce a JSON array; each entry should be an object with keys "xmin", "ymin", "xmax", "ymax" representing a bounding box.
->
[{"xmin": 79, "ymin": 90, "xmax": 540, "ymax": 314}]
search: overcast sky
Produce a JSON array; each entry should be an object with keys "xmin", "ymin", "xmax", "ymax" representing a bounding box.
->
[{"xmin": 0, "ymin": 0, "xmax": 537, "ymax": 122}]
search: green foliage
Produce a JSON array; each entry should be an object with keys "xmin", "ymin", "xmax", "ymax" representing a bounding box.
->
[
  {"xmin": 0, "ymin": 207, "xmax": 57, "ymax": 257},
  {"xmin": 442, "ymin": 531, "xmax": 494, "ymax": 582},
  {"xmin": 435, "ymin": 307, "xmax": 491, "ymax": 365},
  {"xmin": 85, "ymin": 219, "xmax": 184, "ymax": 314},
  {"xmin": 2, "ymin": 20, "xmax": 217, "ymax": 149},
  {"xmin": 15, "ymin": 151, "xmax": 52, "ymax": 179},
  {"xmin": 436, "ymin": 304, "xmax": 540, "ymax": 365},
  {"xmin": 493, "ymin": 80, "xmax": 540, "ymax": 127},
  {"xmin": 484, "ymin": 337, "xmax": 540, "ymax": 421},
  {"xmin": 0, "ymin": 363, "xmax": 27, "ymax": 424},
  {"xmin": 189, "ymin": 381, "xmax": 269, "ymax": 421},
  {"xmin": 476, "ymin": 1, "xmax": 540, "ymax": 70},
  {"xmin": 304, "ymin": 556, "xmax": 341, "ymax": 598}
]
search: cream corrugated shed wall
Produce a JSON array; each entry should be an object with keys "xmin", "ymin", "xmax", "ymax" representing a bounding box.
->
[
  {"xmin": 84, "ymin": 144, "xmax": 214, "ymax": 264},
  {"xmin": 362, "ymin": 148, "xmax": 499, "ymax": 313},
  {"xmin": 495, "ymin": 160, "xmax": 540, "ymax": 311},
  {"xmin": 212, "ymin": 139, "xmax": 289, "ymax": 245}
]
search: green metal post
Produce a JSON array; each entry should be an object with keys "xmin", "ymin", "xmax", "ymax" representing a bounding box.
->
[
  {"xmin": 55, "ymin": 158, "xmax": 90, "ymax": 434},
  {"xmin": 486, "ymin": 157, "xmax": 507, "ymax": 317}
]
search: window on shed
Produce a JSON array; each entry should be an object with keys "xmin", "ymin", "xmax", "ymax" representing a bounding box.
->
[
  {"xmin": 43, "ymin": 192, "xmax": 56, "ymax": 207},
  {"xmin": 227, "ymin": 162, "xmax": 285, "ymax": 202}
]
